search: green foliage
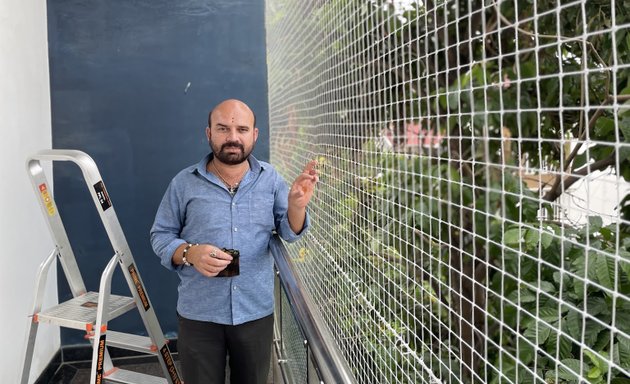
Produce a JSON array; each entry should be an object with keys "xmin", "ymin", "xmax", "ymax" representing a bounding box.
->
[
  {"xmin": 357, "ymin": 145, "xmax": 630, "ymax": 382},
  {"xmin": 269, "ymin": 0, "xmax": 630, "ymax": 382}
]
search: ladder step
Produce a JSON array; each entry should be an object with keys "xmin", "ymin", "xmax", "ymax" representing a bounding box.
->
[
  {"xmin": 37, "ymin": 291, "xmax": 135, "ymax": 330},
  {"xmin": 89, "ymin": 330, "xmax": 158, "ymax": 355},
  {"xmin": 104, "ymin": 368, "xmax": 167, "ymax": 384}
]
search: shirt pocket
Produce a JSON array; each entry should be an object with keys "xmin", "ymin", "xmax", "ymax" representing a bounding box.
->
[{"xmin": 249, "ymin": 194, "xmax": 275, "ymax": 229}]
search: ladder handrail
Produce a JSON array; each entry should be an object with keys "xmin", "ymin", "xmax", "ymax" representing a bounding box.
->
[
  {"xmin": 270, "ymin": 235, "xmax": 357, "ymax": 384},
  {"xmin": 27, "ymin": 149, "xmax": 103, "ymax": 184},
  {"xmin": 25, "ymin": 152, "xmax": 87, "ymax": 296},
  {"xmin": 26, "ymin": 149, "xmax": 133, "ymax": 264}
]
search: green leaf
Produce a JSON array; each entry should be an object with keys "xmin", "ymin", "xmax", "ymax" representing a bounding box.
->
[
  {"xmin": 594, "ymin": 117, "xmax": 615, "ymax": 138},
  {"xmin": 573, "ymin": 152, "xmax": 589, "ymax": 170},
  {"xmin": 584, "ymin": 319, "xmax": 606, "ymax": 345},
  {"xmin": 438, "ymin": 94, "xmax": 447, "ymax": 110},
  {"xmin": 613, "ymin": 336, "xmax": 630, "ymax": 369},
  {"xmin": 593, "ymin": 329, "xmax": 612, "ymax": 351},
  {"xmin": 594, "ymin": 254, "xmax": 616, "ymax": 291},
  {"xmin": 518, "ymin": 341, "xmax": 535, "ymax": 365},
  {"xmin": 540, "ymin": 281, "xmax": 556, "ymax": 294},
  {"xmin": 621, "ymin": 117, "xmax": 630, "ymax": 142},
  {"xmin": 599, "ymin": 226, "xmax": 613, "ymax": 241},
  {"xmin": 584, "ymin": 349, "xmax": 608, "ymax": 372},
  {"xmin": 524, "ymin": 322, "xmax": 552, "ymax": 344},
  {"xmin": 545, "ymin": 328, "xmax": 575, "ymax": 362},
  {"xmin": 586, "ymin": 367, "xmax": 602, "ymax": 379},
  {"xmin": 586, "ymin": 296, "xmax": 608, "ymax": 317},
  {"xmin": 565, "ymin": 309, "xmax": 582, "ymax": 339},
  {"xmin": 525, "ymin": 228, "xmax": 539, "ymax": 249},
  {"xmin": 619, "ymin": 145, "xmax": 630, "ymax": 162},
  {"xmin": 504, "ymin": 228, "xmax": 523, "ymax": 245},
  {"xmin": 621, "ymin": 259, "xmax": 630, "ymax": 285},
  {"xmin": 559, "ymin": 334, "xmax": 574, "ymax": 359},
  {"xmin": 539, "ymin": 307, "xmax": 560, "ymax": 322},
  {"xmin": 519, "ymin": 288, "xmax": 537, "ymax": 303},
  {"xmin": 541, "ymin": 231, "xmax": 554, "ymax": 249},
  {"xmin": 572, "ymin": 256, "xmax": 586, "ymax": 296},
  {"xmin": 616, "ymin": 311, "xmax": 630, "ymax": 334},
  {"xmin": 588, "ymin": 216, "xmax": 604, "ymax": 234},
  {"xmin": 557, "ymin": 358, "xmax": 584, "ymax": 381},
  {"xmin": 521, "ymin": 61, "xmax": 536, "ymax": 79},
  {"xmin": 520, "ymin": 370, "xmax": 538, "ymax": 384},
  {"xmin": 586, "ymin": 366, "xmax": 601, "ymax": 379}
]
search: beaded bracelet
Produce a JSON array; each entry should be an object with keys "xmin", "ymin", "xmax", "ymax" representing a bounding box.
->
[{"xmin": 182, "ymin": 243, "xmax": 198, "ymax": 266}]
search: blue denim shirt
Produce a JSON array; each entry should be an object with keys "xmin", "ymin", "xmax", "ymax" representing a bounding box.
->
[{"xmin": 150, "ymin": 154, "xmax": 308, "ymax": 325}]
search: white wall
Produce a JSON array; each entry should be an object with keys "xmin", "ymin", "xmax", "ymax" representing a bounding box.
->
[
  {"xmin": 0, "ymin": 0, "xmax": 59, "ymax": 383},
  {"xmin": 560, "ymin": 171, "xmax": 630, "ymax": 226}
]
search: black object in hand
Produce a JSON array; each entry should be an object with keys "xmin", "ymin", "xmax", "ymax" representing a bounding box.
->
[{"xmin": 217, "ymin": 248, "xmax": 240, "ymax": 277}]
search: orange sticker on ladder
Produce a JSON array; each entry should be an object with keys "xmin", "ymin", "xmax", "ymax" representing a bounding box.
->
[
  {"xmin": 38, "ymin": 183, "xmax": 56, "ymax": 216},
  {"xmin": 128, "ymin": 264, "xmax": 151, "ymax": 311},
  {"xmin": 160, "ymin": 345, "xmax": 181, "ymax": 384}
]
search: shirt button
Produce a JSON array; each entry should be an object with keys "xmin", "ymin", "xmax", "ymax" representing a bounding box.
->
[
  {"xmin": 232, "ymin": 203, "xmax": 236, "ymax": 206},
  {"xmin": 233, "ymin": 286, "xmax": 237, "ymax": 290},
  {"xmin": 234, "ymin": 227, "xmax": 238, "ymax": 232}
]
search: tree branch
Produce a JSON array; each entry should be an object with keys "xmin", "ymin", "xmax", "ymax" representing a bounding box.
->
[
  {"xmin": 543, "ymin": 153, "xmax": 617, "ymax": 201},
  {"xmin": 540, "ymin": 94, "xmax": 630, "ymax": 201}
]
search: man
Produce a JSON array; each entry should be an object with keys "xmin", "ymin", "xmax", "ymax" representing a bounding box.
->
[{"xmin": 150, "ymin": 99, "xmax": 318, "ymax": 384}]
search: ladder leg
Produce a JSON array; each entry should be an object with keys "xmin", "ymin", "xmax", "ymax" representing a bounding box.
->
[
  {"xmin": 122, "ymin": 260, "xmax": 182, "ymax": 383},
  {"xmin": 89, "ymin": 254, "xmax": 118, "ymax": 384},
  {"xmin": 20, "ymin": 249, "xmax": 57, "ymax": 384},
  {"xmin": 20, "ymin": 321, "xmax": 39, "ymax": 384}
]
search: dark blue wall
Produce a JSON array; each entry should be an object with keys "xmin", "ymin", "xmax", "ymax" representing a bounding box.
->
[{"xmin": 47, "ymin": 0, "xmax": 269, "ymax": 345}]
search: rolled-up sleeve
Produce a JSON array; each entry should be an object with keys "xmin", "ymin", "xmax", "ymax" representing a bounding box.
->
[
  {"xmin": 273, "ymin": 173, "xmax": 310, "ymax": 242},
  {"xmin": 150, "ymin": 181, "xmax": 187, "ymax": 271}
]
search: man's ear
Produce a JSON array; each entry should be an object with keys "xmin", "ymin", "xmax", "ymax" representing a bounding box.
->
[
  {"xmin": 206, "ymin": 126, "xmax": 212, "ymax": 141},
  {"xmin": 254, "ymin": 127, "xmax": 259, "ymax": 142}
]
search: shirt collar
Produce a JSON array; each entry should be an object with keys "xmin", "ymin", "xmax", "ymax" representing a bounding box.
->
[{"xmin": 191, "ymin": 153, "xmax": 264, "ymax": 175}]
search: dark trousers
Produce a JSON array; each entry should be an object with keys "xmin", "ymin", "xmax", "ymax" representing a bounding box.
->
[{"xmin": 178, "ymin": 314, "xmax": 274, "ymax": 384}]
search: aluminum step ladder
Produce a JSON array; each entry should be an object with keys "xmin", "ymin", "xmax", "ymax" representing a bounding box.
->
[{"xmin": 21, "ymin": 149, "xmax": 182, "ymax": 384}]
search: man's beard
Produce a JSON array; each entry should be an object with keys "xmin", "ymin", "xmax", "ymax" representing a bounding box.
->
[{"xmin": 210, "ymin": 141, "xmax": 252, "ymax": 165}]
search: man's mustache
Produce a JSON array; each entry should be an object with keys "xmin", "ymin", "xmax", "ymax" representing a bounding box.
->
[{"xmin": 221, "ymin": 143, "xmax": 244, "ymax": 151}]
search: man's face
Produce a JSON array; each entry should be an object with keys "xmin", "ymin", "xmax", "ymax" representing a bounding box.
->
[{"xmin": 206, "ymin": 101, "xmax": 258, "ymax": 165}]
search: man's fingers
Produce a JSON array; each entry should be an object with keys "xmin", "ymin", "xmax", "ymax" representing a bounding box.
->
[
  {"xmin": 303, "ymin": 160, "xmax": 318, "ymax": 175},
  {"xmin": 295, "ymin": 173, "xmax": 318, "ymax": 186},
  {"xmin": 192, "ymin": 246, "xmax": 232, "ymax": 277},
  {"xmin": 197, "ymin": 259, "xmax": 230, "ymax": 277},
  {"xmin": 211, "ymin": 249, "xmax": 233, "ymax": 261},
  {"xmin": 209, "ymin": 256, "xmax": 232, "ymax": 267},
  {"xmin": 291, "ymin": 173, "xmax": 318, "ymax": 195},
  {"xmin": 202, "ymin": 246, "xmax": 232, "ymax": 261}
]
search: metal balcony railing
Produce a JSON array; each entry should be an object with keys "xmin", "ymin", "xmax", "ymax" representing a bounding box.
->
[{"xmin": 270, "ymin": 235, "xmax": 356, "ymax": 384}]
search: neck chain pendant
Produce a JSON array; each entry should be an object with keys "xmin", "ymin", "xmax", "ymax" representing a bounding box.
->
[{"xmin": 211, "ymin": 160, "xmax": 246, "ymax": 196}]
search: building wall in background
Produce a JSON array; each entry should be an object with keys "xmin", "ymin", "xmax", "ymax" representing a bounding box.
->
[
  {"xmin": 0, "ymin": 0, "xmax": 58, "ymax": 382},
  {"xmin": 46, "ymin": 0, "xmax": 269, "ymax": 344}
]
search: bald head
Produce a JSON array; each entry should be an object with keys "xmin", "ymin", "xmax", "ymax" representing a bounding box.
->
[{"xmin": 208, "ymin": 99, "xmax": 256, "ymax": 129}]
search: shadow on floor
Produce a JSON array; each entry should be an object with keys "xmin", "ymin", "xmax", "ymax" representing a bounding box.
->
[{"xmin": 45, "ymin": 353, "xmax": 279, "ymax": 383}]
